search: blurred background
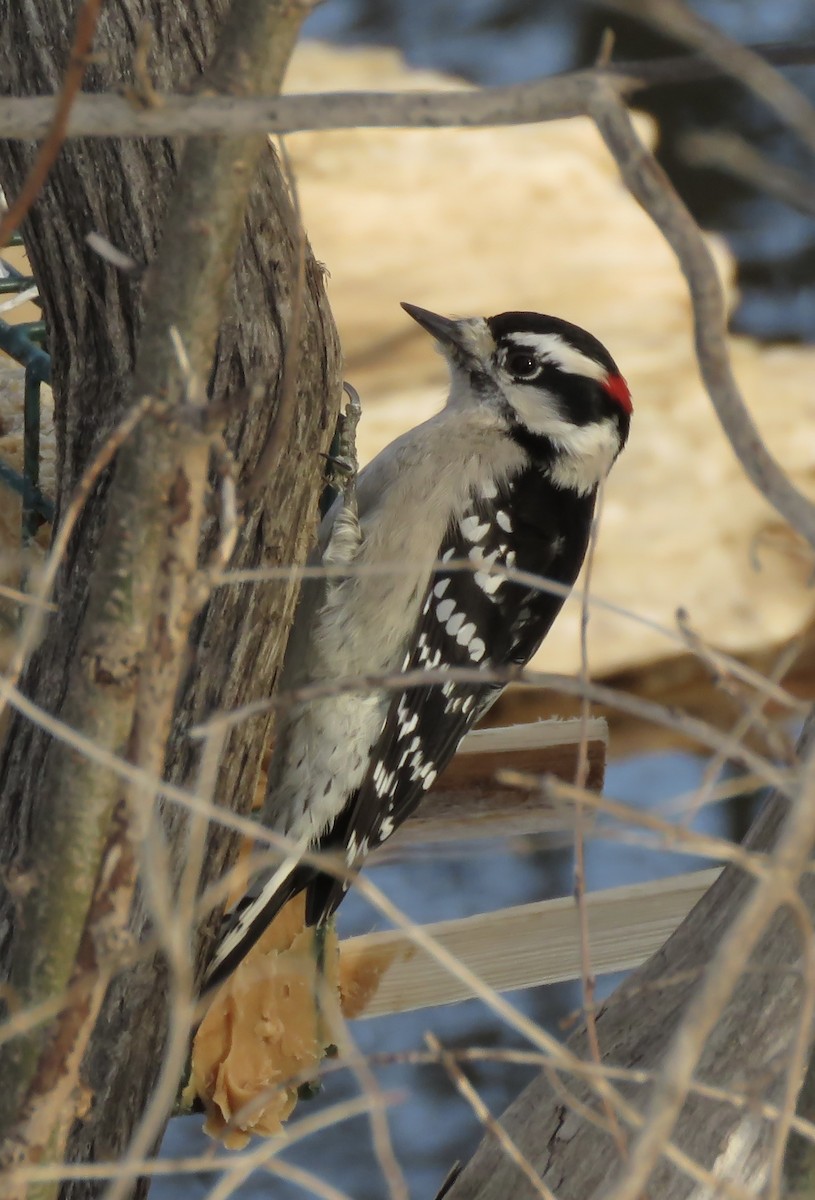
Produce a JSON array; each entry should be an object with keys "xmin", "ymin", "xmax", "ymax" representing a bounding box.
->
[
  {"xmin": 307, "ymin": 0, "xmax": 815, "ymax": 339},
  {"xmin": 143, "ymin": 0, "xmax": 811, "ymax": 1195}
]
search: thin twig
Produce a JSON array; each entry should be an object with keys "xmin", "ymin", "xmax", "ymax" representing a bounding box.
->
[
  {"xmin": 263, "ymin": 1160, "xmax": 354, "ymax": 1200},
  {"xmin": 573, "ymin": 483, "xmax": 627, "ymax": 1158},
  {"xmin": 0, "ymin": 286, "xmax": 38, "ymax": 314},
  {"xmin": 351, "ymin": 877, "xmax": 747, "ymax": 1198},
  {"xmin": 0, "ymin": 0, "xmax": 103, "ymax": 246},
  {"xmin": 608, "ymin": 0, "xmax": 815, "ymax": 157},
  {"xmin": 103, "ymin": 729, "xmax": 230, "ymax": 1200},
  {"xmin": 320, "ymin": 991, "xmax": 409, "ymax": 1200},
  {"xmin": 679, "ymin": 637, "xmax": 802, "ymax": 828},
  {"xmin": 212, "ymin": 559, "xmax": 806, "ymax": 715},
  {"xmin": 4, "ymin": 1093, "xmax": 395, "ymax": 1187},
  {"xmin": 201, "ymin": 1090, "xmax": 398, "ymax": 1200},
  {"xmin": 84, "ymin": 230, "xmax": 140, "ymax": 273},
  {"xmin": 535, "ymin": 775, "xmax": 774, "ymax": 879},
  {"xmin": 189, "ymin": 664, "xmax": 792, "ymax": 797},
  {"xmin": 0, "ymin": 584, "xmax": 54, "ymax": 610},
  {"xmin": 302, "ymin": 1046, "xmax": 815, "ymax": 1152},
  {"xmin": 680, "ymin": 131, "xmax": 815, "ymax": 219},
  {"xmin": 426, "ymin": 1033, "xmax": 557, "ymax": 1200}
]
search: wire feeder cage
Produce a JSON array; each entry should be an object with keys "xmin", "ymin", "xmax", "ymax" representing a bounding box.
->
[{"xmin": 0, "ymin": 233, "xmax": 54, "ymax": 551}]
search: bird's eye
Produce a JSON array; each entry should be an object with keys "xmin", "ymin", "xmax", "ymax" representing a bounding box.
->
[{"xmin": 505, "ymin": 351, "xmax": 541, "ymax": 380}]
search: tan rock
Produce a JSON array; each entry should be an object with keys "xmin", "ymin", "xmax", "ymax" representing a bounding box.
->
[{"xmin": 285, "ymin": 43, "xmax": 815, "ymax": 696}]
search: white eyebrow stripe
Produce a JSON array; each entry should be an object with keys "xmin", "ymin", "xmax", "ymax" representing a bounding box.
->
[{"xmin": 505, "ymin": 332, "xmax": 607, "ymax": 382}]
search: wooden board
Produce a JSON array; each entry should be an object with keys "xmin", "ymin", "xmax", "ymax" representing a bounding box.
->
[
  {"xmin": 387, "ymin": 717, "xmax": 607, "ymax": 848},
  {"xmin": 341, "ymin": 868, "xmax": 719, "ymax": 1018}
]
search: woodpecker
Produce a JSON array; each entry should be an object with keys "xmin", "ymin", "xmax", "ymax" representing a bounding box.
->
[{"xmin": 207, "ymin": 303, "xmax": 631, "ymax": 987}]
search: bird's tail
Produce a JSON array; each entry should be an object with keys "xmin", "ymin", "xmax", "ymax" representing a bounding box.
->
[{"xmin": 204, "ymin": 861, "xmax": 316, "ymax": 991}]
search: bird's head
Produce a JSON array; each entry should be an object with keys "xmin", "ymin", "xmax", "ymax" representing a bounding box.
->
[{"xmin": 402, "ymin": 302, "xmax": 631, "ymax": 494}]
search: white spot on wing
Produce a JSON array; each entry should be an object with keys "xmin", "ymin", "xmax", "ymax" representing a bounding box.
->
[
  {"xmin": 469, "ymin": 637, "xmax": 486, "ymax": 662},
  {"xmin": 399, "ymin": 711, "xmax": 418, "ymax": 737},
  {"xmin": 475, "ymin": 570, "xmax": 503, "ymax": 595},
  {"xmin": 459, "ymin": 515, "xmax": 489, "ymax": 542},
  {"xmin": 469, "ymin": 545, "xmax": 500, "ymax": 567},
  {"xmin": 446, "ymin": 612, "xmax": 465, "ymax": 636},
  {"xmin": 456, "ymin": 621, "xmax": 476, "ymax": 646},
  {"xmin": 436, "ymin": 598, "xmax": 456, "ymax": 622}
]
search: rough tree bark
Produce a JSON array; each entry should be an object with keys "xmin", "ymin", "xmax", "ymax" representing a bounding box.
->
[
  {"xmin": 0, "ymin": 0, "xmax": 341, "ymax": 1191},
  {"xmin": 445, "ymin": 718, "xmax": 815, "ymax": 1200}
]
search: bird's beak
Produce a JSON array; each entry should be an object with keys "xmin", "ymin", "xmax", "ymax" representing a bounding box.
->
[{"xmin": 401, "ymin": 303, "xmax": 472, "ymax": 356}]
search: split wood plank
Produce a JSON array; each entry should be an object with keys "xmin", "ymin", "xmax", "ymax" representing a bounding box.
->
[{"xmin": 341, "ymin": 867, "xmax": 720, "ymax": 1018}]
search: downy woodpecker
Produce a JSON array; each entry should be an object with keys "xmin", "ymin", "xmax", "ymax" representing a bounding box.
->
[{"xmin": 207, "ymin": 303, "xmax": 631, "ymax": 986}]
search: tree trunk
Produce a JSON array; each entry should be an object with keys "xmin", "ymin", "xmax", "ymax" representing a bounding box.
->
[
  {"xmin": 445, "ymin": 720, "xmax": 815, "ymax": 1200},
  {"xmin": 0, "ymin": 1, "xmax": 340, "ymax": 1191}
]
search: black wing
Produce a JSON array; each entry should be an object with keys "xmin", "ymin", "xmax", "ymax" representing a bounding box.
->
[{"xmin": 304, "ymin": 467, "xmax": 595, "ymax": 923}]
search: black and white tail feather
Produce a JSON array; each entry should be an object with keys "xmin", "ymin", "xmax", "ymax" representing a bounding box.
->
[{"xmin": 205, "ymin": 303, "xmax": 631, "ymax": 990}]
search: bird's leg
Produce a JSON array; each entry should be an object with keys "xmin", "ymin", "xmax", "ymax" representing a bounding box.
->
[
  {"xmin": 321, "ymin": 382, "xmax": 363, "ymax": 569},
  {"xmin": 320, "ymin": 381, "xmax": 362, "ymax": 518}
]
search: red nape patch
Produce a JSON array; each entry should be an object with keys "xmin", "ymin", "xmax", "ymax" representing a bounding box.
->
[{"xmin": 603, "ymin": 373, "xmax": 633, "ymax": 415}]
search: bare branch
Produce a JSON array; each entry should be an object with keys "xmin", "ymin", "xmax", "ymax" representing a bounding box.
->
[
  {"xmin": 213, "ymin": 559, "xmax": 806, "ymax": 715},
  {"xmin": 588, "ymin": 82, "xmax": 815, "ymax": 550},
  {"xmin": 0, "ymin": 43, "xmax": 813, "ymax": 140},
  {"xmin": 189, "ymin": 664, "xmax": 793, "ymax": 796}
]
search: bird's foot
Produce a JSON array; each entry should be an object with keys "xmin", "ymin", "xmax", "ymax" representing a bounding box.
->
[{"xmin": 323, "ymin": 381, "xmax": 362, "ymax": 513}]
